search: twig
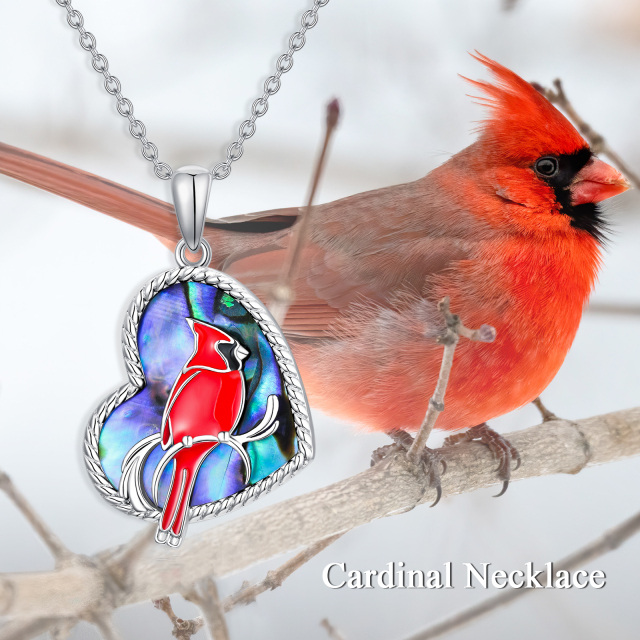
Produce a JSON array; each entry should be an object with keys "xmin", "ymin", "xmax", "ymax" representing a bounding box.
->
[
  {"xmin": 404, "ymin": 509, "xmax": 640, "ymax": 640},
  {"xmin": 586, "ymin": 302, "xmax": 640, "ymax": 317},
  {"xmin": 49, "ymin": 619, "xmax": 77, "ymax": 640},
  {"xmin": 0, "ymin": 470, "xmax": 73, "ymax": 565},
  {"xmin": 269, "ymin": 98, "xmax": 340, "ymax": 324},
  {"xmin": 532, "ymin": 397, "xmax": 558, "ymax": 423},
  {"xmin": 223, "ymin": 532, "xmax": 344, "ymax": 611},
  {"xmin": 185, "ymin": 579, "xmax": 229, "ymax": 640},
  {"xmin": 320, "ymin": 618, "xmax": 347, "ymax": 640},
  {"xmin": 407, "ymin": 298, "xmax": 496, "ymax": 460},
  {"xmin": 533, "ymin": 78, "xmax": 640, "ymax": 189},
  {"xmin": 104, "ymin": 524, "xmax": 156, "ymax": 590},
  {"xmin": 88, "ymin": 615, "xmax": 122, "ymax": 640},
  {"xmin": 0, "ymin": 618, "xmax": 61, "ymax": 640},
  {"xmin": 153, "ymin": 597, "xmax": 204, "ymax": 640},
  {"xmin": 0, "ymin": 472, "xmax": 152, "ymax": 640},
  {"xmin": 3, "ymin": 406, "xmax": 639, "ymax": 620}
]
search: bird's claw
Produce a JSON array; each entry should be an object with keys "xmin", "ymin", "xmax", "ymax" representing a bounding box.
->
[
  {"xmin": 416, "ymin": 448, "xmax": 446, "ymax": 507},
  {"xmin": 443, "ymin": 423, "xmax": 520, "ymax": 497},
  {"xmin": 371, "ymin": 429, "xmax": 446, "ymax": 507}
]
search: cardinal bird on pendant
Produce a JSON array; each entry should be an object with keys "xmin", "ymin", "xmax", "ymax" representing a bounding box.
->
[
  {"xmin": 119, "ymin": 317, "xmax": 281, "ymax": 547},
  {"xmin": 155, "ymin": 320, "xmax": 247, "ymax": 545}
]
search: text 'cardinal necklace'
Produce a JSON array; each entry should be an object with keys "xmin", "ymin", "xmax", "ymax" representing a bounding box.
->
[{"xmin": 56, "ymin": 0, "xmax": 321, "ymax": 547}]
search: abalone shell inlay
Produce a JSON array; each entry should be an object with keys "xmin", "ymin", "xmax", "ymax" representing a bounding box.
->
[{"xmin": 98, "ymin": 281, "xmax": 298, "ymax": 508}]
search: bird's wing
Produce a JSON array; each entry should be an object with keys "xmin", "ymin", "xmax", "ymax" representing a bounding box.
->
[
  {"xmin": 160, "ymin": 370, "xmax": 201, "ymax": 449},
  {"xmin": 210, "ymin": 176, "xmax": 491, "ymax": 339}
]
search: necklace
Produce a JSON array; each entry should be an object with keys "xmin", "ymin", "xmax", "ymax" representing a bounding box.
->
[{"xmin": 56, "ymin": 0, "xmax": 323, "ymax": 547}]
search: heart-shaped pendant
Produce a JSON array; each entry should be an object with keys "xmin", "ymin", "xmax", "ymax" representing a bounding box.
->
[{"xmin": 85, "ymin": 267, "xmax": 314, "ymax": 547}]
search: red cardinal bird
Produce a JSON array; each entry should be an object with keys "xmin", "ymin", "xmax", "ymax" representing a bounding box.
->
[
  {"xmin": 154, "ymin": 319, "xmax": 249, "ymax": 546},
  {"xmin": 196, "ymin": 54, "xmax": 629, "ymax": 490}
]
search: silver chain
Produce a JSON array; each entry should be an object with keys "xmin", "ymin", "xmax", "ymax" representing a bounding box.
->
[{"xmin": 55, "ymin": 0, "xmax": 329, "ymax": 180}]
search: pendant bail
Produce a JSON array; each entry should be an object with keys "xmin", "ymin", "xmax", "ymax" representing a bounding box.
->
[{"xmin": 171, "ymin": 165, "xmax": 212, "ymax": 252}]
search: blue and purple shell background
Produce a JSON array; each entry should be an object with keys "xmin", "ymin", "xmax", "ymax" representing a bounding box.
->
[{"xmin": 99, "ymin": 281, "xmax": 298, "ymax": 508}]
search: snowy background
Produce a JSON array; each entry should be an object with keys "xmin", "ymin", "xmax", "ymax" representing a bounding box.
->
[{"xmin": 1, "ymin": 0, "xmax": 639, "ymax": 638}]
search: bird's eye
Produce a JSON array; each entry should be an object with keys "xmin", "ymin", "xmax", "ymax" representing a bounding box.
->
[{"xmin": 535, "ymin": 156, "xmax": 560, "ymax": 178}]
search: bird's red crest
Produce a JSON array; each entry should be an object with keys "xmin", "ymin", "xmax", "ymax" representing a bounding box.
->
[
  {"xmin": 464, "ymin": 52, "xmax": 588, "ymax": 162},
  {"xmin": 187, "ymin": 318, "xmax": 233, "ymax": 370}
]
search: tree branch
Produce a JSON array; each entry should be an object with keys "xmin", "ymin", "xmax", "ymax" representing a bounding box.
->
[
  {"xmin": 407, "ymin": 298, "xmax": 496, "ymax": 459},
  {"xmin": 2, "ymin": 406, "xmax": 639, "ymax": 620},
  {"xmin": 0, "ymin": 617, "xmax": 61, "ymax": 640},
  {"xmin": 587, "ymin": 302, "xmax": 640, "ymax": 317},
  {"xmin": 185, "ymin": 579, "xmax": 229, "ymax": 640},
  {"xmin": 320, "ymin": 618, "xmax": 347, "ymax": 640},
  {"xmin": 87, "ymin": 614, "xmax": 122, "ymax": 640},
  {"xmin": 103, "ymin": 525, "xmax": 156, "ymax": 592},
  {"xmin": 531, "ymin": 397, "xmax": 558, "ymax": 423},
  {"xmin": 0, "ymin": 471, "xmax": 73, "ymax": 566},
  {"xmin": 406, "ymin": 509, "xmax": 640, "ymax": 640},
  {"xmin": 269, "ymin": 98, "xmax": 340, "ymax": 324},
  {"xmin": 223, "ymin": 533, "xmax": 343, "ymax": 611},
  {"xmin": 49, "ymin": 619, "xmax": 77, "ymax": 640},
  {"xmin": 532, "ymin": 78, "xmax": 640, "ymax": 189},
  {"xmin": 152, "ymin": 596, "xmax": 204, "ymax": 640}
]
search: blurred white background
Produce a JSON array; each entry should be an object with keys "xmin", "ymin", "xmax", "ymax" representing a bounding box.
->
[{"xmin": 1, "ymin": 0, "xmax": 639, "ymax": 638}]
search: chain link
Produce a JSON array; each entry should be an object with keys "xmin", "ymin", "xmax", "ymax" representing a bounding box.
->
[{"xmin": 56, "ymin": 0, "xmax": 329, "ymax": 180}]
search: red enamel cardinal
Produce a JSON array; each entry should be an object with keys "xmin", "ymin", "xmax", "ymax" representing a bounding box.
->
[
  {"xmin": 194, "ymin": 54, "xmax": 629, "ymax": 493},
  {"xmin": 119, "ymin": 318, "xmax": 280, "ymax": 547},
  {"xmin": 152, "ymin": 320, "xmax": 248, "ymax": 545}
]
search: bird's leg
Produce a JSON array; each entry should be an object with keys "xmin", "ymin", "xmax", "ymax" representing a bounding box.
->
[
  {"xmin": 443, "ymin": 423, "xmax": 520, "ymax": 497},
  {"xmin": 371, "ymin": 429, "xmax": 447, "ymax": 507}
]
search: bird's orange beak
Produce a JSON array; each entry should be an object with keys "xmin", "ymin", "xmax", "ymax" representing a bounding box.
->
[{"xmin": 570, "ymin": 157, "xmax": 630, "ymax": 205}]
